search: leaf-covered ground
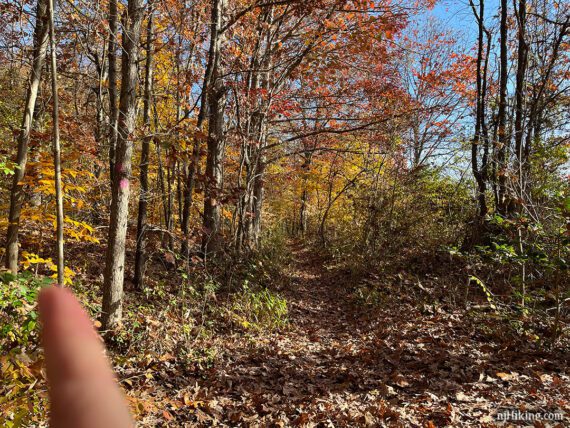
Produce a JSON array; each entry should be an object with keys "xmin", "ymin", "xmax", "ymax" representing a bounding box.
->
[{"xmin": 116, "ymin": 243, "xmax": 569, "ymax": 427}]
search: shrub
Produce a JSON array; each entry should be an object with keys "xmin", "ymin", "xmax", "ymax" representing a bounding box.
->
[
  {"xmin": 0, "ymin": 271, "xmax": 52, "ymax": 351},
  {"xmin": 231, "ymin": 281, "xmax": 288, "ymax": 331}
]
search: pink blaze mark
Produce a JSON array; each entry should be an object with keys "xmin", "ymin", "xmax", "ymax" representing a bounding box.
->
[{"xmin": 119, "ymin": 178, "xmax": 129, "ymax": 190}]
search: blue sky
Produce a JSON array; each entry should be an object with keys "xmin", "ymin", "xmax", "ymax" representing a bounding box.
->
[{"xmin": 428, "ymin": 0, "xmax": 501, "ymax": 41}]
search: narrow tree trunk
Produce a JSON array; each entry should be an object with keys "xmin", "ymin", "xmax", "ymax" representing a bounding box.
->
[
  {"xmin": 95, "ymin": 74, "xmax": 105, "ymax": 178},
  {"xmin": 181, "ymin": 5, "xmax": 218, "ymax": 255},
  {"xmin": 156, "ymin": 144, "xmax": 166, "ymax": 220},
  {"xmin": 48, "ymin": 0, "xmax": 64, "ymax": 285},
  {"xmin": 251, "ymin": 160, "xmax": 265, "ymax": 246},
  {"xmin": 134, "ymin": 13, "xmax": 153, "ymax": 290},
  {"xmin": 102, "ymin": 0, "xmax": 144, "ymax": 329},
  {"xmin": 299, "ymin": 188, "xmax": 308, "ymax": 235},
  {"xmin": 202, "ymin": 0, "xmax": 225, "ymax": 256},
  {"xmin": 514, "ymin": 0, "xmax": 527, "ymax": 192},
  {"xmin": 5, "ymin": 0, "xmax": 49, "ymax": 273},
  {"xmin": 108, "ymin": 0, "xmax": 119, "ymax": 184},
  {"xmin": 299, "ymin": 153, "xmax": 312, "ymax": 235},
  {"xmin": 165, "ymin": 152, "xmax": 174, "ymax": 250},
  {"xmin": 470, "ymin": 0, "xmax": 488, "ymax": 219},
  {"xmin": 496, "ymin": 0, "xmax": 509, "ymax": 215}
]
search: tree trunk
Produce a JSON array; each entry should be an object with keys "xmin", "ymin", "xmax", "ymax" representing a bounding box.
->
[
  {"xmin": 108, "ymin": 0, "xmax": 119, "ymax": 184},
  {"xmin": 521, "ymin": 17, "xmax": 568, "ymax": 192},
  {"xmin": 202, "ymin": 0, "xmax": 225, "ymax": 256},
  {"xmin": 5, "ymin": 0, "xmax": 49, "ymax": 273},
  {"xmin": 513, "ymin": 0, "xmax": 527, "ymax": 194},
  {"xmin": 165, "ymin": 151, "xmax": 174, "ymax": 250},
  {"xmin": 134, "ymin": 12, "xmax": 153, "ymax": 291},
  {"xmin": 470, "ymin": 0, "xmax": 489, "ymax": 219},
  {"xmin": 102, "ymin": 0, "xmax": 144, "ymax": 329},
  {"xmin": 299, "ymin": 153, "xmax": 313, "ymax": 235},
  {"xmin": 496, "ymin": 0, "xmax": 509, "ymax": 215},
  {"xmin": 238, "ymin": 9, "xmax": 274, "ymax": 251},
  {"xmin": 48, "ymin": 0, "xmax": 64, "ymax": 285},
  {"xmin": 299, "ymin": 188, "xmax": 308, "ymax": 235},
  {"xmin": 251, "ymin": 160, "xmax": 265, "ymax": 247},
  {"xmin": 181, "ymin": 3, "xmax": 219, "ymax": 255}
]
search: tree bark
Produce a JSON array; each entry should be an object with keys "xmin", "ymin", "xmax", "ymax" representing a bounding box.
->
[
  {"xmin": 202, "ymin": 0, "xmax": 226, "ymax": 256},
  {"xmin": 48, "ymin": 0, "xmax": 64, "ymax": 285},
  {"xmin": 496, "ymin": 0, "xmax": 509, "ymax": 215},
  {"xmin": 5, "ymin": 0, "xmax": 50, "ymax": 273},
  {"xmin": 108, "ymin": 0, "xmax": 119, "ymax": 184},
  {"xmin": 513, "ymin": 0, "xmax": 528, "ymax": 203},
  {"xmin": 470, "ymin": 0, "xmax": 489, "ymax": 219},
  {"xmin": 102, "ymin": 0, "xmax": 144, "ymax": 329},
  {"xmin": 134, "ymin": 12, "xmax": 154, "ymax": 291}
]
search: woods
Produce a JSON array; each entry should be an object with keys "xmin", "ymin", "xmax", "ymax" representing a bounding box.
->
[{"xmin": 1, "ymin": 0, "xmax": 569, "ymax": 425}]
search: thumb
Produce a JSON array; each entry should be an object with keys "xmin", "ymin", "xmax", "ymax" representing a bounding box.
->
[{"xmin": 39, "ymin": 287, "xmax": 133, "ymax": 428}]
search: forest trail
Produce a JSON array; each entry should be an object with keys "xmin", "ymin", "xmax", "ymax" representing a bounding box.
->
[
  {"xmin": 142, "ymin": 241, "xmax": 569, "ymax": 427},
  {"xmin": 280, "ymin": 240, "xmax": 366, "ymax": 346},
  {"xmin": 191, "ymin": 240, "xmax": 400, "ymax": 426}
]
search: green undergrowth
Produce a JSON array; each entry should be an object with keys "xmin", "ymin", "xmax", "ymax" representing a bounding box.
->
[
  {"xmin": 0, "ymin": 229, "xmax": 294, "ymax": 425},
  {"xmin": 0, "ymin": 271, "xmax": 51, "ymax": 427},
  {"xmin": 230, "ymin": 281, "xmax": 288, "ymax": 331}
]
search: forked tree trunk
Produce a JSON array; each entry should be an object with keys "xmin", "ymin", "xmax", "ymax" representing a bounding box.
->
[
  {"xmin": 102, "ymin": 0, "xmax": 144, "ymax": 329},
  {"xmin": 5, "ymin": 0, "xmax": 49, "ymax": 273}
]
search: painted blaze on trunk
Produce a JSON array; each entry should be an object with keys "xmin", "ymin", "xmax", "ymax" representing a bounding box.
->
[{"xmin": 101, "ymin": 0, "xmax": 144, "ymax": 329}]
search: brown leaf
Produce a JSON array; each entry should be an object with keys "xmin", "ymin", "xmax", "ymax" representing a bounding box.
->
[{"xmin": 496, "ymin": 372, "xmax": 515, "ymax": 381}]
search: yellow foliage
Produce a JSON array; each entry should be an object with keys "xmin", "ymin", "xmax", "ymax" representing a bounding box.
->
[{"xmin": 21, "ymin": 252, "xmax": 76, "ymax": 286}]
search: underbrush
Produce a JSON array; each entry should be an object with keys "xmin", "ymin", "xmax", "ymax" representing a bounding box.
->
[
  {"xmin": 0, "ymin": 271, "xmax": 50, "ymax": 427},
  {"xmin": 0, "ymin": 226, "xmax": 293, "ymax": 425},
  {"xmin": 191, "ymin": 226, "xmax": 291, "ymax": 332},
  {"xmin": 229, "ymin": 281, "xmax": 288, "ymax": 331},
  {"xmin": 347, "ymin": 235, "xmax": 568, "ymax": 350},
  {"xmin": 313, "ymin": 166, "xmax": 569, "ymax": 349}
]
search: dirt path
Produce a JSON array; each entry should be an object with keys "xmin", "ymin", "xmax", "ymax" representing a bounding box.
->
[{"xmin": 137, "ymin": 243, "xmax": 570, "ymax": 427}]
